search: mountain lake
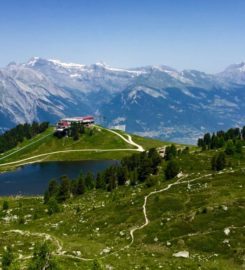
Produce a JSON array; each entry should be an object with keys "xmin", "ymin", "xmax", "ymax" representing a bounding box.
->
[{"xmin": 0, "ymin": 160, "xmax": 118, "ymax": 196}]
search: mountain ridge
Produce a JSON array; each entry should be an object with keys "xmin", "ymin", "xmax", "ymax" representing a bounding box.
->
[{"xmin": 1, "ymin": 57, "xmax": 245, "ymax": 143}]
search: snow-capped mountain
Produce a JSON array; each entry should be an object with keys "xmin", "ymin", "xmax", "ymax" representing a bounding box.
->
[
  {"xmin": 217, "ymin": 62, "xmax": 245, "ymax": 85},
  {"xmin": 1, "ymin": 57, "xmax": 245, "ymax": 143}
]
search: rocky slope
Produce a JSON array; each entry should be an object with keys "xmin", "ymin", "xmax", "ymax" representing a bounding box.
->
[{"xmin": 1, "ymin": 57, "xmax": 245, "ymax": 143}]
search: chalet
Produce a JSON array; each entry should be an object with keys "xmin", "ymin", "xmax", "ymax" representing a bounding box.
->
[{"xmin": 55, "ymin": 116, "xmax": 94, "ymax": 132}]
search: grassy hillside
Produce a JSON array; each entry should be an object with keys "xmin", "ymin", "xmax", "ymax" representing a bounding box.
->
[
  {"xmin": 0, "ymin": 126, "xmax": 169, "ymax": 172},
  {"xmin": 0, "ymin": 147, "xmax": 244, "ymax": 269}
]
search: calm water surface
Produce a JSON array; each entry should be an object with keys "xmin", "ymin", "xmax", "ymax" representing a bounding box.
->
[{"xmin": 0, "ymin": 160, "xmax": 118, "ymax": 196}]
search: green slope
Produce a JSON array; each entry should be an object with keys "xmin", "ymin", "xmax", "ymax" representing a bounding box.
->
[
  {"xmin": 0, "ymin": 147, "xmax": 244, "ymax": 269},
  {"xmin": 0, "ymin": 126, "xmax": 169, "ymax": 171}
]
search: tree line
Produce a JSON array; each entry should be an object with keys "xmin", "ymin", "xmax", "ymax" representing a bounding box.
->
[
  {"xmin": 197, "ymin": 127, "xmax": 245, "ymax": 172},
  {"xmin": 44, "ymin": 148, "xmax": 163, "ymax": 207},
  {"xmin": 197, "ymin": 126, "xmax": 245, "ymax": 151},
  {"xmin": 43, "ymin": 145, "xmax": 188, "ymax": 209},
  {"xmin": 0, "ymin": 122, "xmax": 49, "ymax": 153}
]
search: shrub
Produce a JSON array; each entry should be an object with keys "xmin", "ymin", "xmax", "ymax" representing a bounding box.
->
[
  {"xmin": 211, "ymin": 152, "xmax": 226, "ymax": 171},
  {"xmin": 18, "ymin": 215, "xmax": 25, "ymax": 225},
  {"xmin": 57, "ymin": 175, "xmax": 71, "ymax": 202},
  {"xmin": 145, "ymin": 176, "xmax": 158, "ymax": 188},
  {"xmin": 2, "ymin": 201, "xmax": 9, "ymax": 211},
  {"xmin": 92, "ymin": 259, "xmax": 104, "ymax": 270},
  {"xmin": 47, "ymin": 197, "xmax": 60, "ymax": 215},
  {"xmin": 225, "ymin": 140, "xmax": 235, "ymax": 155},
  {"xmin": 2, "ymin": 246, "xmax": 14, "ymax": 270},
  {"xmin": 165, "ymin": 160, "xmax": 180, "ymax": 180},
  {"xmin": 27, "ymin": 242, "xmax": 60, "ymax": 270}
]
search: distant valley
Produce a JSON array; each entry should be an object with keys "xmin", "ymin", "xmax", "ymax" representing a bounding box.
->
[{"xmin": 1, "ymin": 57, "xmax": 245, "ymax": 143}]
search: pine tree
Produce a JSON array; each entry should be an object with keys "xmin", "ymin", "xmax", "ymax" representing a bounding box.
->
[
  {"xmin": 165, "ymin": 160, "xmax": 180, "ymax": 180},
  {"xmin": 48, "ymin": 179, "xmax": 59, "ymax": 197},
  {"xmin": 47, "ymin": 197, "xmax": 60, "ymax": 215},
  {"xmin": 242, "ymin": 126, "xmax": 245, "ymax": 140},
  {"xmin": 145, "ymin": 175, "xmax": 158, "ymax": 187},
  {"xmin": 70, "ymin": 179, "xmax": 78, "ymax": 195},
  {"xmin": 117, "ymin": 166, "xmax": 128, "ymax": 186},
  {"xmin": 2, "ymin": 201, "xmax": 9, "ymax": 211},
  {"xmin": 197, "ymin": 138, "xmax": 205, "ymax": 148},
  {"xmin": 130, "ymin": 169, "xmax": 138, "ymax": 186},
  {"xmin": 235, "ymin": 140, "xmax": 243, "ymax": 154},
  {"xmin": 107, "ymin": 173, "xmax": 117, "ymax": 192},
  {"xmin": 2, "ymin": 246, "xmax": 14, "ymax": 270},
  {"xmin": 225, "ymin": 140, "xmax": 235, "ymax": 155},
  {"xmin": 211, "ymin": 152, "xmax": 226, "ymax": 171},
  {"xmin": 138, "ymin": 152, "xmax": 153, "ymax": 181},
  {"xmin": 76, "ymin": 173, "xmax": 86, "ymax": 194},
  {"xmin": 165, "ymin": 144, "xmax": 177, "ymax": 160},
  {"xmin": 57, "ymin": 175, "xmax": 71, "ymax": 202},
  {"xmin": 148, "ymin": 148, "xmax": 161, "ymax": 173},
  {"xmin": 27, "ymin": 242, "xmax": 59, "ymax": 270},
  {"xmin": 44, "ymin": 179, "xmax": 59, "ymax": 204},
  {"xmin": 85, "ymin": 172, "xmax": 95, "ymax": 190},
  {"xmin": 95, "ymin": 172, "xmax": 106, "ymax": 189}
]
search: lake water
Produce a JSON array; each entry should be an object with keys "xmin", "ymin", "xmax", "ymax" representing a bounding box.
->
[{"xmin": 0, "ymin": 160, "xmax": 118, "ymax": 196}]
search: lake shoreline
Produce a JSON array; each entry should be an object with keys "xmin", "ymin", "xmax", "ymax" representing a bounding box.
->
[{"xmin": 0, "ymin": 160, "xmax": 118, "ymax": 196}]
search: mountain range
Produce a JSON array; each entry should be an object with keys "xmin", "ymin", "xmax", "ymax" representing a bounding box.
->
[{"xmin": 1, "ymin": 57, "xmax": 245, "ymax": 143}]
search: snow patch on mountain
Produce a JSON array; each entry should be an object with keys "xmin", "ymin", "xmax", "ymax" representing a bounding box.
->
[
  {"xmin": 1, "ymin": 57, "xmax": 245, "ymax": 143},
  {"xmin": 128, "ymin": 86, "xmax": 167, "ymax": 99}
]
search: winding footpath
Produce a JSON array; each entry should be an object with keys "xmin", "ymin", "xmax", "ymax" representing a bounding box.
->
[
  {"xmin": 105, "ymin": 128, "xmax": 144, "ymax": 152},
  {"xmin": 3, "ymin": 128, "xmax": 241, "ymax": 263},
  {"xmin": 3, "ymin": 168, "xmax": 242, "ymax": 263},
  {"xmin": 0, "ymin": 128, "xmax": 144, "ymax": 168}
]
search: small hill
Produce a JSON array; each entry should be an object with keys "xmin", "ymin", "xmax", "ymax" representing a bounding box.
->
[{"xmin": 0, "ymin": 125, "xmax": 170, "ymax": 172}]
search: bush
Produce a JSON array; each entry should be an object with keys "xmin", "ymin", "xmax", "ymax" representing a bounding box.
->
[
  {"xmin": 165, "ymin": 160, "xmax": 180, "ymax": 180},
  {"xmin": 211, "ymin": 152, "xmax": 226, "ymax": 171},
  {"xmin": 18, "ymin": 215, "xmax": 25, "ymax": 225},
  {"xmin": 225, "ymin": 140, "xmax": 235, "ymax": 155},
  {"xmin": 165, "ymin": 144, "xmax": 177, "ymax": 160},
  {"xmin": 57, "ymin": 175, "xmax": 71, "ymax": 202},
  {"xmin": 92, "ymin": 259, "xmax": 104, "ymax": 270},
  {"xmin": 130, "ymin": 169, "xmax": 138, "ymax": 186},
  {"xmin": 76, "ymin": 174, "xmax": 86, "ymax": 195},
  {"xmin": 27, "ymin": 242, "xmax": 60, "ymax": 270},
  {"xmin": 2, "ymin": 201, "xmax": 9, "ymax": 211},
  {"xmin": 2, "ymin": 246, "xmax": 14, "ymax": 270},
  {"xmin": 145, "ymin": 176, "xmax": 158, "ymax": 187},
  {"xmin": 47, "ymin": 197, "xmax": 60, "ymax": 215}
]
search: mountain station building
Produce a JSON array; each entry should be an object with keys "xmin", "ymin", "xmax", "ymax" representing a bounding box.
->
[{"xmin": 55, "ymin": 116, "xmax": 95, "ymax": 132}]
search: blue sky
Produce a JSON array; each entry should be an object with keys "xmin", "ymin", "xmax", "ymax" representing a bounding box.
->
[{"xmin": 0, "ymin": 0, "xmax": 245, "ymax": 72}]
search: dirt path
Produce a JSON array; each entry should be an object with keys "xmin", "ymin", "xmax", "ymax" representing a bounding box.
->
[
  {"xmin": 126, "ymin": 173, "xmax": 216, "ymax": 248},
  {"xmin": 0, "ymin": 148, "xmax": 139, "ymax": 168},
  {"xmin": 104, "ymin": 128, "xmax": 144, "ymax": 152},
  {"xmin": 126, "ymin": 168, "xmax": 240, "ymax": 248},
  {"xmin": 3, "ymin": 168, "xmax": 239, "ymax": 263},
  {"xmin": 0, "ymin": 128, "xmax": 144, "ymax": 168}
]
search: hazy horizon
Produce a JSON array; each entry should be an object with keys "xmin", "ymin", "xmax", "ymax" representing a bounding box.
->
[
  {"xmin": 1, "ymin": 0, "xmax": 245, "ymax": 73},
  {"xmin": 2, "ymin": 56, "xmax": 245, "ymax": 75}
]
